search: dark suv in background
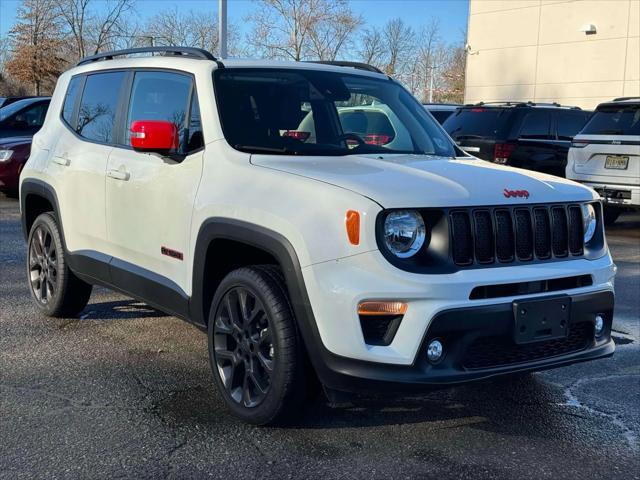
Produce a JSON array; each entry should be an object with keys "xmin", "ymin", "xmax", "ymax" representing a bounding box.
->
[{"xmin": 443, "ymin": 102, "xmax": 592, "ymax": 177}]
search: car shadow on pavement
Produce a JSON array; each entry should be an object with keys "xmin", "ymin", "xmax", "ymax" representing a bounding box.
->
[
  {"xmin": 284, "ymin": 375, "xmax": 566, "ymax": 431},
  {"xmin": 79, "ymin": 299, "xmax": 169, "ymax": 321}
]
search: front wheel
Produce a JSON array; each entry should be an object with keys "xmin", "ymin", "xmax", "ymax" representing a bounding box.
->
[
  {"xmin": 27, "ymin": 212, "xmax": 92, "ymax": 317},
  {"xmin": 207, "ymin": 266, "xmax": 307, "ymax": 425}
]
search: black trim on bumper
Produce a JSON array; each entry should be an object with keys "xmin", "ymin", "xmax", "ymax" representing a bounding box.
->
[{"xmin": 314, "ymin": 290, "xmax": 615, "ymax": 393}]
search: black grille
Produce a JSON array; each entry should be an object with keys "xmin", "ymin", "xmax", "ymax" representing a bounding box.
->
[
  {"xmin": 567, "ymin": 206, "xmax": 584, "ymax": 255},
  {"xmin": 514, "ymin": 209, "xmax": 533, "ymax": 260},
  {"xmin": 450, "ymin": 211, "xmax": 473, "ymax": 265},
  {"xmin": 449, "ymin": 204, "xmax": 585, "ymax": 267},
  {"xmin": 473, "ymin": 210, "xmax": 494, "ymax": 263},
  {"xmin": 533, "ymin": 208, "xmax": 551, "ymax": 259},
  {"xmin": 551, "ymin": 206, "xmax": 569, "ymax": 257},
  {"xmin": 463, "ymin": 322, "xmax": 593, "ymax": 369}
]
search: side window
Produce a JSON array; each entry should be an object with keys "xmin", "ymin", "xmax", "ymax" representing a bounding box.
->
[
  {"xmin": 62, "ymin": 76, "xmax": 81, "ymax": 126},
  {"xmin": 519, "ymin": 111, "xmax": 551, "ymax": 139},
  {"xmin": 126, "ymin": 71, "xmax": 192, "ymax": 154},
  {"xmin": 14, "ymin": 102, "xmax": 48, "ymax": 128},
  {"xmin": 557, "ymin": 111, "xmax": 590, "ymax": 140},
  {"xmin": 77, "ymin": 71, "xmax": 126, "ymax": 143},
  {"xmin": 186, "ymin": 92, "xmax": 204, "ymax": 152}
]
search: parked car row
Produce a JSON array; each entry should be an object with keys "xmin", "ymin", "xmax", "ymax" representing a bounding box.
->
[
  {"xmin": 0, "ymin": 97, "xmax": 51, "ymax": 196},
  {"xmin": 423, "ymin": 99, "xmax": 638, "ymax": 224}
]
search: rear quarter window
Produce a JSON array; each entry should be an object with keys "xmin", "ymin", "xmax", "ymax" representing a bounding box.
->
[
  {"xmin": 557, "ymin": 111, "xmax": 591, "ymax": 140},
  {"xmin": 443, "ymin": 108, "xmax": 511, "ymax": 140},
  {"xmin": 62, "ymin": 76, "xmax": 82, "ymax": 126},
  {"xmin": 580, "ymin": 104, "xmax": 640, "ymax": 135}
]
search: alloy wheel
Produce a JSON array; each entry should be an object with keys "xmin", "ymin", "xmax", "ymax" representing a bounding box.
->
[
  {"xmin": 28, "ymin": 225, "xmax": 58, "ymax": 304},
  {"xmin": 213, "ymin": 287, "xmax": 274, "ymax": 408}
]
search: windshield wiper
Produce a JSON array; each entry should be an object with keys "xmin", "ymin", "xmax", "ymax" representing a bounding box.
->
[
  {"xmin": 235, "ymin": 144, "xmax": 300, "ymax": 155},
  {"xmin": 596, "ymin": 129, "xmax": 624, "ymax": 135}
]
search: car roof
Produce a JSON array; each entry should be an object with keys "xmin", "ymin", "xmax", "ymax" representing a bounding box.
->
[
  {"xmin": 597, "ymin": 97, "xmax": 640, "ymax": 109},
  {"xmin": 67, "ymin": 55, "xmax": 389, "ymax": 80}
]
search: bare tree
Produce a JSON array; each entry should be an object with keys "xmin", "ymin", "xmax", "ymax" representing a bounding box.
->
[
  {"xmin": 247, "ymin": 0, "xmax": 360, "ymax": 61},
  {"xmin": 6, "ymin": 0, "xmax": 65, "ymax": 95},
  {"xmin": 358, "ymin": 26, "xmax": 385, "ymax": 68},
  {"xmin": 55, "ymin": 0, "xmax": 134, "ymax": 60},
  {"xmin": 383, "ymin": 18, "xmax": 414, "ymax": 76},
  {"xmin": 307, "ymin": 1, "xmax": 362, "ymax": 60},
  {"xmin": 143, "ymin": 8, "xmax": 239, "ymax": 57}
]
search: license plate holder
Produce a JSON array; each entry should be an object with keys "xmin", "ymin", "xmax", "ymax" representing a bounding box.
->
[
  {"xmin": 513, "ymin": 296, "xmax": 571, "ymax": 345},
  {"xmin": 605, "ymin": 155, "xmax": 629, "ymax": 169}
]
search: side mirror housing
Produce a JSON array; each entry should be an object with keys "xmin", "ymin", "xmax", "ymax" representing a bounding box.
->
[{"xmin": 130, "ymin": 120, "xmax": 179, "ymax": 153}]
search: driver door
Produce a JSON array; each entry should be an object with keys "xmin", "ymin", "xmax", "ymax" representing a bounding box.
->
[{"xmin": 105, "ymin": 70, "xmax": 204, "ymax": 307}]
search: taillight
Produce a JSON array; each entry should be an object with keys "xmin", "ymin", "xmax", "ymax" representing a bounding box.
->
[
  {"xmin": 282, "ymin": 131, "xmax": 310, "ymax": 141},
  {"xmin": 363, "ymin": 134, "xmax": 392, "ymax": 146},
  {"xmin": 494, "ymin": 143, "xmax": 516, "ymax": 164},
  {"xmin": 571, "ymin": 139, "xmax": 590, "ymax": 148}
]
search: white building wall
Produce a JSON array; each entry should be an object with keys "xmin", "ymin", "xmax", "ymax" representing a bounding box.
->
[{"xmin": 465, "ymin": 0, "xmax": 640, "ymax": 109}]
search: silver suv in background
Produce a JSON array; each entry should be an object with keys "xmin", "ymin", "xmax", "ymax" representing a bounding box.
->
[{"xmin": 567, "ymin": 97, "xmax": 640, "ymax": 224}]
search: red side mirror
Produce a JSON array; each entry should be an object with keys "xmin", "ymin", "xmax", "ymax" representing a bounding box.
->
[{"xmin": 130, "ymin": 120, "xmax": 179, "ymax": 152}]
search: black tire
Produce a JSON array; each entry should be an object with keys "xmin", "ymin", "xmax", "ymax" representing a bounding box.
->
[
  {"xmin": 207, "ymin": 265, "xmax": 306, "ymax": 425},
  {"xmin": 27, "ymin": 212, "xmax": 92, "ymax": 317},
  {"xmin": 602, "ymin": 206, "xmax": 621, "ymax": 226}
]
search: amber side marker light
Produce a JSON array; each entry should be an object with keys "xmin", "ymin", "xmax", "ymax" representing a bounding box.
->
[
  {"xmin": 345, "ymin": 210, "xmax": 360, "ymax": 245},
  {"xmin": 358, "ymin": 301, "xmax": 408, "ymax": 316}
]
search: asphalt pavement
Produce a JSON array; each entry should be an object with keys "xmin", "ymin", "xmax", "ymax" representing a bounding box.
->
[{"xmin": 1, "ymin": 194, "xmax": 638, "ymax": 480}]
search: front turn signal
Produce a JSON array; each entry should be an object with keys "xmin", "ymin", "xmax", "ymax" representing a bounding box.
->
[
  {"xmin": 345, "ymin": 210, "xmax": 360, "ymax": 245},
  {"xmin": 358, "ymin": 301, "xmax": 408, "ymax": 316}
]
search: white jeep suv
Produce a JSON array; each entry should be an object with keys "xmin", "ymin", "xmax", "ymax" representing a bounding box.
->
[
  {"xmin": 567, "ymin": 97, "xmax": 640, "ymax": 224},
  {"xmin": 20, "ymin": 47, "xmax": 616, "ymax": 425}
]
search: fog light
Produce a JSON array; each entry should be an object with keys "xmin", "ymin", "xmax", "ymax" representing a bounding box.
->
[
  {"xmin": 594, "ymin": 315, "xmax": 605, "ymax": 336},
  {"xmin": 427, "ymin": 339, "xmax": 444, "ymax": 363}
]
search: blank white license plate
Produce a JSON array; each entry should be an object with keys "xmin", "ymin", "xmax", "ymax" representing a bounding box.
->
[{"xmin": 605, "ymin": 155, "xmax": 629, "ymax": 169}]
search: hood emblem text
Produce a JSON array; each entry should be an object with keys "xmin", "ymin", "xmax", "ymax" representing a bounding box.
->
[{"xmin": 503, "ymin": 189, "xmax": 530, "ymax": 199}]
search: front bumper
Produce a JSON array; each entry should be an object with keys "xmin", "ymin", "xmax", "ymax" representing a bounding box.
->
[{"xmin": 313, "ymin": 290, "xmax": 614, "ymax": 392}]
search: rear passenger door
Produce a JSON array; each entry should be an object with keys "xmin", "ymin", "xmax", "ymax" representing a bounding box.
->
[
  {"xmin": 49, "ymin": 71, "xmax": 126, "ymax": 271},
  {"xmin": 513, "ymin": 110, "xmax": 558, "ymax": 175},
  {"xmin": 105, "ymin": 70, "xmax": 204, "ymax": 309}
]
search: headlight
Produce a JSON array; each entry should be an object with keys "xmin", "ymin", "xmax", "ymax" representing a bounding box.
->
[
  {"xmin": 383, "ymin": 210, "xmax": 426, "ymax": 258},
  {"xmin": 0, "ymin": 150, "xmax": 13, "ymax": 162},
  {"xmin": 582, "ymin": 203, "xmax": 597, "ymax": 243}
]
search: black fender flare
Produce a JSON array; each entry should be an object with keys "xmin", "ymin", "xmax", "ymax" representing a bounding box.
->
[
  {"xmin": 20, "ymin": 178, "xmax": 63, "ymax": 243},
  {"xmin": 190, "ymin": 217, "xmax": 339, "ymax": 383}
]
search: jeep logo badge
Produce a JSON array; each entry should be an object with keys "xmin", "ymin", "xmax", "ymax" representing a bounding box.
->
[{"xmin": 503, "ymin": 189, "xmax": 530, "ymax": 199}]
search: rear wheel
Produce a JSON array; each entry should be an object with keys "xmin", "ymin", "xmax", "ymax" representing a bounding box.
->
[
  {"xmin": 207, "ymin": 266, "xmax": 306, "ymax": 425},
  {"xmin": 27, "ymin": 212, "xmax": 92, "ymax": 317},
  {"xmin": 602, "ymin": 206, "xmax": 621, "ymax": 226}
]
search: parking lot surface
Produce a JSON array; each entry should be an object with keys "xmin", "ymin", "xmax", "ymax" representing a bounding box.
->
[{"xmin": 1, "ymin": 194, "xmax": 638, "ymax": 480}]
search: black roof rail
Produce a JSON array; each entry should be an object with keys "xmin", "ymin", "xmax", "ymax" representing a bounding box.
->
[
  {"xmin": 77, "ymin": 46, "xmax": 218, "ymax": 66},
  {"xmin": 466, "ymin": 100, "xmax": 581, "ymax": 109},
  {"xmin": 612, "ymin": 96, "xmax": 640, "ymax": 102},
  {"xmin": 304, "ymin": 60, "xmax": 384, "ymax": 74}
]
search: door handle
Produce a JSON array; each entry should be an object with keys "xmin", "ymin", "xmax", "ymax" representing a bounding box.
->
[
  {"xmin": 52, "ymin": 157, "xmax": 70, "ymax": 166},
  {"xmin": 107, "ymin": 169, "xmax": 130, "ymax": 181}
]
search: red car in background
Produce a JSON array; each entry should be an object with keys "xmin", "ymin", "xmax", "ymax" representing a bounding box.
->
[{"xmin": 0, "ymin": 137, "xmax": 31, "ymax": 197}]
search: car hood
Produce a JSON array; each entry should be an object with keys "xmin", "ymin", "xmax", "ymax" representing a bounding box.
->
[
  {"xmin": 251, "ymin": 154, "xmax": 597, "ymax": 208},
  {"xmin": 0, "ymin": 136, "xmax": 32, "ymax": 148}
]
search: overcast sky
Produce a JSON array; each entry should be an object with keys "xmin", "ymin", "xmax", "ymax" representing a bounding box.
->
[{"xmin": 0, "ymin": 0, "xmax": 469, "ymax": 44}]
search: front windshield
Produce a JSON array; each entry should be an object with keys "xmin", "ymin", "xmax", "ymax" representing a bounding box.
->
[{"xmin": 213, "ymin": 68, "xmax": 456, "ymax": 157}]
